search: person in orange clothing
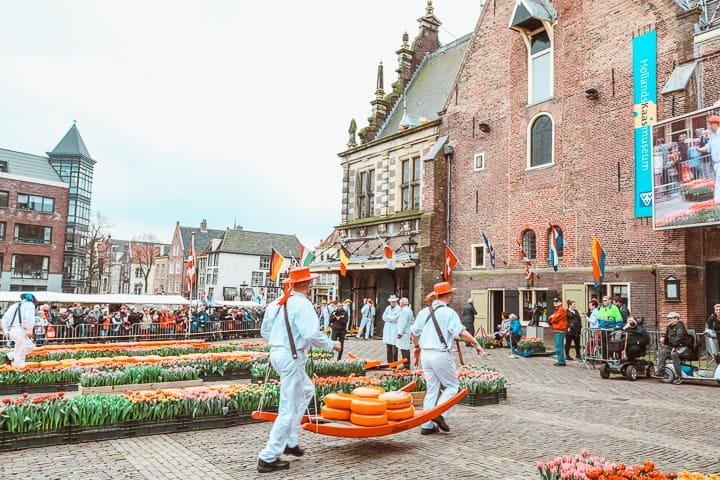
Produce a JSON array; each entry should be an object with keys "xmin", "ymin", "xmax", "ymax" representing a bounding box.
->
[{"xmin": 548, "ymin": 297, "xmax": 568, "ymax": 366}]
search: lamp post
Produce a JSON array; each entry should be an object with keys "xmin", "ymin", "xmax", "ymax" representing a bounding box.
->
[
  {"xmin": 401, "ymin": 236, "xmax": 418, "ymax": 308},
  {"xmin": 401, "ymin": 236, "xmax": 418, "ymax": 254}
]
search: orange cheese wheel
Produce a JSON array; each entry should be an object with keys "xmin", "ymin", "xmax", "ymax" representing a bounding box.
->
[
  {"xmin": 351, "ymin": 386, "xmax": 386, "ymax": 398},
  {"xmin": 386, "ymin": 405, "xmax": 415, "ymax": 421},
  {"xmin": 321, "ymin": 405, "xmax": 352, "ymax": 421},
  {"xmin": 324, "ymin": 392, "xmax": 358, "ymax": 410},
  {"xmin": 350, "ymin": 412, "xmax": 388, "ymax": 426},
  {"xmin": 378, "ymin": 391, "xmax": 412, "ymax": 409},
  {"xmin": 350, "ymin": 398, "xmax": 387, "ymax": 415}
]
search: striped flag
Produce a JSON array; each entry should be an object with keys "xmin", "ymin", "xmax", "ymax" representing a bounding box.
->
[
  {"xmin": 444, "ymin": 244, "xmax": 459, "ymax": 282},
  {"xmin": 185, "ymin": 232, "xmax": 196, "ymax": 295},
  {"xmin": 592, "ymin": 236, "xmax": 606, "ymax": 289},
  {"xmin": 339, "ymin": 244, "xmax": 350, "ymax": 277},
  {"xmin": 482, "ymin": 231, "xmax": 495, "ymax": 269},
  {"xmin": 269, "ymin": 248, "xmax": 285, "ymax": 282},
  {"xmin": 299, "ymin": 244, "xmax": 315, "ymax": 267},
  {"xmin": 549, "ymin": 225, "xmax": 563, "ymax": 272},
  {"xmin": 516, "ymin": 239, "xmax": 534, "ymax": 282}
]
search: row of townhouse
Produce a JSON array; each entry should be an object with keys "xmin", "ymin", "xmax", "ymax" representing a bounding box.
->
[{"xmin": 314, "ymin": 0, "xmax": 720, "ymax": 336}]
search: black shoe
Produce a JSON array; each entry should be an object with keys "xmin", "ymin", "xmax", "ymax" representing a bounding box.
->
[
  {"xmin": 3, "ymin": 354, "xmax": 11, "ymax": 366},
  {"xmin": 284, "ymin": 445, "xmax": 304, "ymax": 457},
  {"xmin": 258, "ymin": 459, "xmax": 290, "ymax": 473},
  {"xmin": 553, "ymin": 362, "xmax": 567, "ymax": 366},
  {"xmin": 420, "ymin": 425, "xmax": 439, "ymax": 435},
  {"xmin": 672, "ymin": 378, "xmax": 683, "ymax": 385},
  {"xmin": 433, "ymin": 415, "xmax": 450, "ymax": 432},
  {"xmin": 566, "ymin": 356, "xmax": 574, "ymax": 361}
]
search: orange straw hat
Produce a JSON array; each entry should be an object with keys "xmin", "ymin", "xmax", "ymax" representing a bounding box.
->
[
  {"xmin": 709, "ymin": 115, "xmax": 720, "ymax": 124},
  {"xmin": 282, "ymin": 267, "xmax": 320, "ymax": 283},
  {"xmin": 424, "ymin": 281, "xmax": 457, "ymax": 302}
]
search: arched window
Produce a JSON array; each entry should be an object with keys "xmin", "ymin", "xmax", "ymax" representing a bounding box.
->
[
  {"xmin": 521, "ymin": 230, "xmax": 536, "ymax": 260},
  {"xmin": 530, "ymin": 114, "xmax": 553, "ymax": 167}
]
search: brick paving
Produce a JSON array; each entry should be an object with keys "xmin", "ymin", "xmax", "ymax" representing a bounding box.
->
[{"xmin": 2, "ymin": 336, "xmax": 719, "ymax": 479}]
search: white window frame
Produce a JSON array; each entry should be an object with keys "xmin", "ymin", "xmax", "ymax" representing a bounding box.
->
[
  {"xmin": 473, "ymin": 152, "xmax": 485, "ymax": 171},
  {"xmin": 527, "ymin": 113, "xmax": 555, "ymax": 169},
  {"xmin": 471, "ymin": 244, "xmax": 486, "ymax": 268},
  {"xmin": 524, "ymin": 26, "xmax": 554, "ymax": 105}
]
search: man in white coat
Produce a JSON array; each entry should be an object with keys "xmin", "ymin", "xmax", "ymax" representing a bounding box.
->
[
  {"xmin": 257, "ymin": 267, "xmax": 341, "ymax": 473},
  {"xmin": 357, "ymin": 299, "xmax": 375, "ymax": 340},
  {"xmin": 395, "ymin": 297, "xmax": 414, "ymax": 367},
  {"xmin": 411, "ymin": 282, "xmax": 485, "ymax": 435},
  {"xmin": 2, "ymin": 293, "xmax": 38, "ymax": 368},
  {"xmin": 382, "ymin": 294, "xmax": 401, "ymax": 363}
]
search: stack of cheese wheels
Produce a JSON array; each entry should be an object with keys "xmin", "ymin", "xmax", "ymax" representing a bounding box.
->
[
  {"xmin": 378, "ymin": 391, "xmax": 415, "ymax": 421},
  {"xmin": 321, "ymin": 392, "xmax": 358, "ymax": 421},
  {"xmin": 349, "ymin": 385, "xmax": 388, "ymax": 426}
]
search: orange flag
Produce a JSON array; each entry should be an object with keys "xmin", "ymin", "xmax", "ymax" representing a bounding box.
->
[
  {"xmin": 444, "ymin": 245, "xmax": 458, "ymax": 282},
  {"xmin": 269, "ymin": 248, "xmax": 285, "ymax": 282}
]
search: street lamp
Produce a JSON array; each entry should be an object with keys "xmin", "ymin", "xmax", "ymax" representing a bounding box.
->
[{"xmin": 401, "ymin": 236, "xmax": 418, "ymax": 254}]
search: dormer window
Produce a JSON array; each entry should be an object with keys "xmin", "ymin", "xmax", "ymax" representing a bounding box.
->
[{"xmin": 509, "ymin": 0, "xmax": 557, "ymax": 104}]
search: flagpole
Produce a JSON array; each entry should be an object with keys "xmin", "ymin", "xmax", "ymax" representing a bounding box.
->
[{"xmin": 442, "ymin": 240, "xmax": 469, "ymax": 271}]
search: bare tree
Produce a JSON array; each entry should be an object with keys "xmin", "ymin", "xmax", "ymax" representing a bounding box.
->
[
  {"xmin": 132, "ymin": 234, "xmax": 161, "ymax": 294},
  {"xmin": 84, "ymin": 212, "xmax": 112, "ymax": 293}
]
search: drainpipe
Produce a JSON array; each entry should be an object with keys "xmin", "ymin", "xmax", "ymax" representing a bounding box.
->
[{"xmin": 443, "ymin": 144, "xmax": 454, "ymax": 245}]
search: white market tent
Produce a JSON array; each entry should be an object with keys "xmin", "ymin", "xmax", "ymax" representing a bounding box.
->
[
  {"xmin": 0, "ymin": 291, "xmax": 190, "ymax": 306},
  {"xmin": 213, "ymin": 300, "xmax": 263, "ymax": 308}
]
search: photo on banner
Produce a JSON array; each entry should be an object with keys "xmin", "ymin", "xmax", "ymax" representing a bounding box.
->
[{"xmin": 652, "ymin": 106, "xmax": 720, "ymax": 230}]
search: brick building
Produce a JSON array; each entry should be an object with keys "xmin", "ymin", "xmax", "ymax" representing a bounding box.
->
[
  {"xmin": 0, "ymin": 149, "xmax": 69, "ymax": 292},
  {"xmin": 317, "ymin": 2, "xmax": 468, "ymax": 330},
  {"xmin": 432, "ymin": 0, "xmax": 720, "ymax": 333},
  {"xmin": 0, "ymin": 123, "xmax": 95, "ymax": 293},
  {"xmin": 325, "ymin": 0, "xmax": 720, "ymax": 335}
]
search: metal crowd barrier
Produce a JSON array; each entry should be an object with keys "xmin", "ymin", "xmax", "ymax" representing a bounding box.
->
[
  {"xmin": 578, "ymin": 327, "xmax": 663, "ymax": 370},
  {"xmin": 30, "ymin": 318, "xmax": 262, "ymax": 345}
]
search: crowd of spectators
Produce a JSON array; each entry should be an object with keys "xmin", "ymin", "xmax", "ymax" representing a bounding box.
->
[
  {"xmin": 654, "ymin": 128, "xmax": 713, "ymax": 189},
  {"xmin": 1, "ymin": 302, "xmax": 266, "ymax": 346}
]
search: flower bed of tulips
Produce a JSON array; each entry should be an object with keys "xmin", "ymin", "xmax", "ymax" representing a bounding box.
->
[
  {"xmin": 375, "ymin": 364, "xmax": 506, "ymax": 395},
  {"xmin": 0, "ymin": 383, "xmax": 279, "ymax": 435},
  {"xmin": 537, "ymin": 451, "xmax": 719, "ymax": 480},
  {"xmin": 517, "ymin": 337, "xmax": 545, "ymax": 351},
  {"xmin": 250, "ymin": 358, "xmax": 367, "ymax": 380},
  {"xmin": 0, "ymin": 353, "xmax": 266, "ymax": 390},
  {"xmin": 79, "ymin": 365, "xmax": 200, "ymax": 387},
  {"xmin": 27, "ymin": 343, "xmax": 237, "ymax": 361}
]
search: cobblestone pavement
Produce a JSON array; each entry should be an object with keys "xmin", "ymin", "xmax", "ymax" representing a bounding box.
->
[{"xmin": 2, "ymin": 337, "xmax": 719, "ymax": 479}]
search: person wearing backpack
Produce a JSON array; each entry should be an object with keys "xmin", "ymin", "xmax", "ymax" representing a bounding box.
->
[{"xmin": 2, "ymin": 293, "xmax": 38, "ymax": 368}]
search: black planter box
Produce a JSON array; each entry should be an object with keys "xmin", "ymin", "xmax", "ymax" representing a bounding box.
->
[
  {"xmin": 459, "ymin": 388, "xmax": 507, "ymax": 407},
  {"xmin": 0, "ymin": 382, "xmax": 78, "ymax": 396},
  {"xmin": 0, "ymin": 411, "xmax": 261, "ymax": 452}
]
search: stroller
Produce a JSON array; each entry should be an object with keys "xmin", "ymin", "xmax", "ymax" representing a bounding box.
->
[{"xmin": 599, "ymin": 327, "xmax": 654, "ymax": 381}]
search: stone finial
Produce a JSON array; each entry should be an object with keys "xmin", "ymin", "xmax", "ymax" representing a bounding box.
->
[{"xmin": 347, "ymin": 118, "xmax": 358, "ymax": 148}]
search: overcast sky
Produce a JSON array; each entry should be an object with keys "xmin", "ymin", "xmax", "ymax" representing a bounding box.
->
[{"xmin": 0, "ymin": 0, "xmax": 481, "ymax": 248}]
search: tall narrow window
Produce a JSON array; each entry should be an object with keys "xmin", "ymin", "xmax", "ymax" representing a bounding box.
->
[
  {"xmin": 0, "ymin": 191, "xmax": 7, "ymax": 207},
  {"xmin": 522, "ymin": 230, "xmax": 537, "ymax": 260},
  {"xmin": 530, "ymin": 114, "xmax": 553, "ymax": 167},
  {"xmin": 401, "ymin": 157, "xmax": 421, "ymax": 211},
  {"xmin": 357, "ymin": 169, "xmax": 375, "ymax": 218},
  {"xmin": 530, "ymin": 30, "xmax": 552, "ymax": 103}
]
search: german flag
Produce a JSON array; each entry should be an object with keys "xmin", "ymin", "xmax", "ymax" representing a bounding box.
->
[
  {"xmin": 269, "ymin": 248, "xmax": 285, "ymax": 282},
  {"xmin": 339, "ymin": 244, "xmax": 350, "ymax": 277}
]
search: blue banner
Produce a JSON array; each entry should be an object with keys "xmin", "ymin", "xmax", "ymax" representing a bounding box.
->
[{"xmin": 632, "ymin": 30, "xmax": 657, "ymax": 218}]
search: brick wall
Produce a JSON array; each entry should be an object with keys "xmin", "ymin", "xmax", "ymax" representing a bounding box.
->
[
  {"xmin": 0, "ymin": 177, "xmax": 68, "ymax": 276},
  {"xmin": 432, "ymin": 0, "xmax": 719, "ymax": 330}
]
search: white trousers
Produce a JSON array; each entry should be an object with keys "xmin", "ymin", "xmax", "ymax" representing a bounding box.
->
[
  {"xmin": 258, "ymin": 348, "xmax": 313, "ymax": 462},
  {"xmin": 357, "ymin": 316, "xmax": 373, "ymax": 339},
  {"xmin": 7, "ymin": 327, "xmax": 35, "ymax": 368},
  {"xmin": 420, "ymin": 349, "xmax": 458, "ymax": 429}
]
